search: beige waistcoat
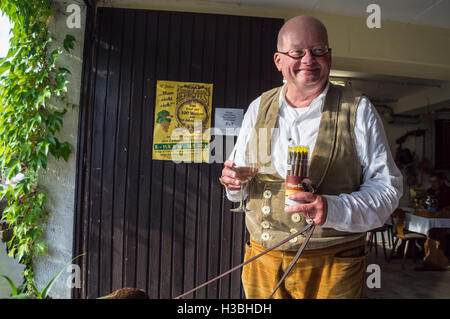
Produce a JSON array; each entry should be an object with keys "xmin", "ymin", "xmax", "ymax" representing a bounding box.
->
[{"xmin": 245, "ymin": 84, "xmax": 366, "ymax": 251}]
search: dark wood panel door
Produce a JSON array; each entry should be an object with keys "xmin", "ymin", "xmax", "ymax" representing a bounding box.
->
[{"xmin": 74, "ymin": 7, "xmax": 283, "ymax": 299}]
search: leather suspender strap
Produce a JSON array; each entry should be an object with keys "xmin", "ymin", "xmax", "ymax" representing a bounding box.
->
[
  {"xmin": 268, "ymin": 224, "xmax": 315, "ymax": 299},
  {"xmin": 173, "ymin": 223, "xmax": 315, "ymax": 299}
]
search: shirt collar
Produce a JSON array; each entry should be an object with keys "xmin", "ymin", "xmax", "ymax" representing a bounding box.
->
[{"xmin": 279, "ymin": 81, "xmax": 330, "ymax": 111}]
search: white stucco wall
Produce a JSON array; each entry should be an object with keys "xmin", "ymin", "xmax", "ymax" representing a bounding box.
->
[
  {"xmin": 0, "ymin": 242, "xmax": 26, "ymax": 297},
  {"xmin": 33, "ymin": 0, "xmax": 86, "ymax": 299}
]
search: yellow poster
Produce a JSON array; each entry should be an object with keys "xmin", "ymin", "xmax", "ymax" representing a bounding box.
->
[{"xmin": 152, "ymin": 80, "xmax": 213, "ymax": 162}]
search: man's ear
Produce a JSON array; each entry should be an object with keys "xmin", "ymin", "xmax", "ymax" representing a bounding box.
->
[{"xmin": 273, "ymin": 52, "xmax": 282, "ymax": 71}]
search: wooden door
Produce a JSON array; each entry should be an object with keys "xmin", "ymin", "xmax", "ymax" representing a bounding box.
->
[{"xmin": 73, "ymin": 6, "xmax": 283, "ymax": 299}]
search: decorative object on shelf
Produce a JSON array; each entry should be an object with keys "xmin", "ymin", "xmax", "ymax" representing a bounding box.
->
[
  {"xmin": 409, "ymin": 187, "xmax": 426, "ymax": 209},
  {"xmin": 425, "ymin": 195, "xmax": 438, "ymax": 212}
]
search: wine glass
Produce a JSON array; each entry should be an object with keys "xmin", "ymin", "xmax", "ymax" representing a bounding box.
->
[
  {"xmin": 229, "ymin": 149, "xmax": 258, "ymax": 213},
  {"xmin": 230, "ymin": 166, "xmax": 257, "ymax": 213}
]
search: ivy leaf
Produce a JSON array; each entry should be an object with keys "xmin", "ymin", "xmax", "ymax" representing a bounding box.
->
[
  {"xmin": 33, "ymin": 241, "xmax": 47, "ymax": 256},
  {"xmin": 55, "ymin": 72, "xmax": 68, "ymax": 91},
  {"xmin": 35, "ymin": 153, "xmax": 47, "ymax": 170},
  {"xmin": 55, "ymin": 141, "xmax": 71, "ymax": 161},
  {"xmin": 0, "ymin": 60, "xmax": 11, "ymax": 75},
  {"xmin": 17, "ymin": 242, "xmax": 29, "ymax": 261},
  {"xmin": 47, "ymin": 135, "xmax": 56, "ymax": 147},
  {"xmin": 43, "ymin": 140, "xmax": 50, "ymax": 156},
  {"xmin": 48, "ymin": 49, "xmax": 61, "ymax": 66},
  {"xmin": 30, "ymin": 23, "xmax": 41, "ymax": 36},
  {"xmin": 63, "ymin": 34, "xmax": 76, "ymax": 52},
  {"xmin": 58, "ymin": 67, "xmax": 71, "ymax": 75},
  {"xmin": 40, "ymin": 153, "xmax": 47, "ymax": 170}
]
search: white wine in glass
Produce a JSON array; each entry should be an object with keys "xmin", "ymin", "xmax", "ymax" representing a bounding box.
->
[{"xmin": 230, "ymin": 166, "xmax": 258, "ymax": 213}]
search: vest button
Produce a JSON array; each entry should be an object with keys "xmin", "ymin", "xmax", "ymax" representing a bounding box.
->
[
  {"xmin": 261, "ymin": 220, "xmax": 270, "ymax": 229},
  {"xmin": 291, "ymin": 213, "xmax": 301, "ymax": 223},
  {"xmin": 261, "ymin": 232, "xmax": 270, "ymax": 241},
  {"xmin": 289, "ymin": 228, "xmax": 298, "ymax": 243},
  {"xmin": 263, "ymin": 190, "xmax": 272, "ymax": 199},
  {"xmin": 261, "ymin": 206, "xmax": 271, "ymax": 215}
]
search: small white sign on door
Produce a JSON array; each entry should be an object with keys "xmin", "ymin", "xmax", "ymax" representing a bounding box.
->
[{"xmin": 214, "ymin": 108, "xmax": 243, "ymax": 136}]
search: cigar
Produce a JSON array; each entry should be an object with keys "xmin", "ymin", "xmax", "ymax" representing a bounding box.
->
[
  {"xmin": 300, "ymin": 147, "xmax": 305, "ymax": 178},
  {"xmin": 287, "ymin": 146, "xmax": 293, "ymax": 176},
  {"xmin": 287, "ymin": 145, "xmax": 309, "ymax": 177},
  {"xmin": 303, "ymin": 147, "xmax": 309, "ymax": 178},
  {"xmin": 294, "ymin": 147, "xmax": 299, "ymax": 177}
]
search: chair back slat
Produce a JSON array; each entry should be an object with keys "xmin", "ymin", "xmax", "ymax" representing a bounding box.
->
[{"xmin": 392, "ymin": 208, "xmax": 406, "ymax": 238}]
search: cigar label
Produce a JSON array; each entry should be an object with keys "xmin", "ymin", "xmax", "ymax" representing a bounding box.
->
[{"xmin": 285, "ymin": 145, "xmax": 309, "ymax": 206}]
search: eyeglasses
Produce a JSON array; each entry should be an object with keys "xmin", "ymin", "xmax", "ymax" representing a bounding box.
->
[{"xmin": 277, "ymin": 46, "xmax": 331, "ymax": 59}]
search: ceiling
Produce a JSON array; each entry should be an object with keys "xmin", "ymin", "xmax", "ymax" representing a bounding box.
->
[
  {"xmin": 210, "ymin": 0, "xmax": 450, "ymax": 29},
  {"xmin": 329, "ymin": 70, "xmax": 444, "ymax": 106},
  {"xmin": 208, "ymin": 0, "xmax": 450, "ymax": 113}
]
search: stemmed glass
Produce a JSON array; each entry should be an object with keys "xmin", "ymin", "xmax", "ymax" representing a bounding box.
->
[{"xmin": 230, "ymin": 150, "xmax": 258, "ymax": 213}]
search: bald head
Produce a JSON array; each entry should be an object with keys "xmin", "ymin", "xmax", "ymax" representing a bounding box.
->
[
  {"xmin": 277, "ymin": 16, "xmax": 328, "ymax": 51},
  {"xmin": 273, "ymin": 15, "xmax": 331, "ymax": 95}
]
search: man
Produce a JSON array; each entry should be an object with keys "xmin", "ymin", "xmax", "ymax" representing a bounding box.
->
[
  {"xmin": 219, "ymin": 16, "xmax": 403, "ymax": 299},
  {"xmin": 427, "ymin": 172, "xmax": 450, "ymax": 210}
]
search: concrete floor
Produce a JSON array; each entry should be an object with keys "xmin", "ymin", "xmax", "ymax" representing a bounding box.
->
[{"xmin": 363, "ymin": 231, "xmax": 450, "ymax": 299}]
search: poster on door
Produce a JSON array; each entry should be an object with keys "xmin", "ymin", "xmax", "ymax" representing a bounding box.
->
[{"xmin": 152, "ymin": 80, "xmax": 213, "ymax": 162}]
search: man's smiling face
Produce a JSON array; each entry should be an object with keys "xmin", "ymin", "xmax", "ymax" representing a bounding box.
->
[{"xmin": 274, "ymin": 18, "xmax": 331, "ymax": 91}]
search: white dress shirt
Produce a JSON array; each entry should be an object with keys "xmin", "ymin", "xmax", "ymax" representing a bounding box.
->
[{"xmin": 227, "ymin": 82, "xmax": 403, "ymax": 233}]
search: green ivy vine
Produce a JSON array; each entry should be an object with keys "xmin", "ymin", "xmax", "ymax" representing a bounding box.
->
[{"xmin": 0, "ymin": 0, "xmax": 76, "ymax": 289}]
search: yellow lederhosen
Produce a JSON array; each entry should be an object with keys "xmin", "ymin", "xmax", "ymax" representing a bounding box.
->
[{"xmin": 242, "ymin": 236, "xmax": 367, "ymax": 299}]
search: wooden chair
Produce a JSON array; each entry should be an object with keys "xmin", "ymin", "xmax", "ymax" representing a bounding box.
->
[
  {"xmin": 384, "ymin": 222, "xmax": 394, "ymax": 248},
  {"xmin": 388, "ymin": 208, "xmax": 427, "ymax": 269},
  {"xmin": 367, "ymin": 225, "xmax": 389, "ymax": 261}
]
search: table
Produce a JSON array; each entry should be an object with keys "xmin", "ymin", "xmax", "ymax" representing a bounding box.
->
[
  {"xmin": 403, "ymin": 211, "xmax": 450, "ymax": 235},
  {"xmin": 398, "ymin": 207, "xmax": 450, "ymax": 270}
]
